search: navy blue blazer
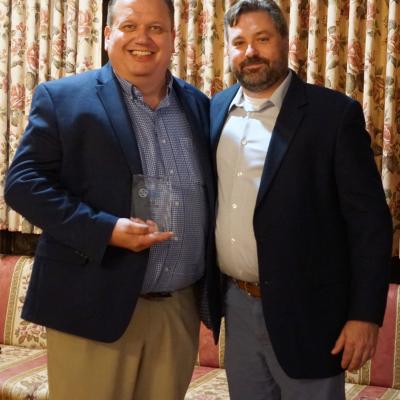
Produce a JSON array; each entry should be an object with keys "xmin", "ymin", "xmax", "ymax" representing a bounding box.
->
[
  {"xmin": 5, "ymin": 63, "xmax": 221, "ymax": 342},
  {"xmin": 210, "ymin": 72, "xmax": 392, "ymax": 379}
]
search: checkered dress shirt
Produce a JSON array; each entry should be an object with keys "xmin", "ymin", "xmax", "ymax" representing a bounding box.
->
[{"xmin": 116, "ymin": 73, "xmax": 208, "ymax": 294}]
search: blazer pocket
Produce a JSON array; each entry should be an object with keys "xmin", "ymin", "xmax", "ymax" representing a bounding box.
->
[{"xmin": 35, "ymin": 237, "xmax": 91, "ymax": 265}]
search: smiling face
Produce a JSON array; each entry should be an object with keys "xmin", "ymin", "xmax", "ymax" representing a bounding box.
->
[
  {"xmin": 227, "ymin": 10, "xmax": 289, "ymax": 97},
  {"xmin": 104, "ymin": 0, "xmax": 175, "ymax": 87}
]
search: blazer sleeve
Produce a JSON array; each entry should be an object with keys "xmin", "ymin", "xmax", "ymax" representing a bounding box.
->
[
  {"xmin": 4, "ymin": 83, "xmax": 118, "ymax": 263},
  {"xmin": 334, "ymin": 99, "xmax": 392, "ymax": 325}
]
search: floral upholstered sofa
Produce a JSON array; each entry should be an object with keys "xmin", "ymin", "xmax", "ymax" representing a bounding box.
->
[
  {"xmin": 1, "ymin": 254, "xmax": 400, "ymax": 400},
  {"xmin": 0, "ymin": 256, "xmax": 48, "ymax": 399}
]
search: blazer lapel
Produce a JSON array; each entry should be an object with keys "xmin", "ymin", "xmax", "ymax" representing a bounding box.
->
[
  {"xmin": 96, "ymin": 63, "xmax": 143, "ymax": 174},
  {"xmin": 255, "ymin": 73, "xmax": 307, "ymax": 207}
]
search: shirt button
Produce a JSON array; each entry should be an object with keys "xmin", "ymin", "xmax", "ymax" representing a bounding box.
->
[
  {"xmin": 169, "ymin": 170, "xmax": 174, "ymax": 175},
  {"xmin": 232, "ymin": 203, "xmax": 237, "ymax": 209},
  {"xmin": 175, "ymin": 201, "xmax": 179, "ymax": 206},
  {"xmin": 231, "ymin": 238, "xmax": 236, "ymax": 243},
  {"xmin": 161, "ymin": 139, "xmax": 166, "ymax": 144},
  {"xmin": 237, "ymin": 171, "xmax": 243, "ymax": 177},
  {"xmin": 165, "ymin": 267, "xmax": 169, "ymax": 272},
  {"xmin": 241, "ymin": 139, "xmax": 247, "ymax": 145}
]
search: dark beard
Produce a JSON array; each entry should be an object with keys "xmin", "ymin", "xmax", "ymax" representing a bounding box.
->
[{"xmin": 233, "ymin": 56, "xmax": 287, "ymax": 92}]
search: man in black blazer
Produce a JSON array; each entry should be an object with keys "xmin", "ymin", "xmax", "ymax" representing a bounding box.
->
[
  {"xmin": 4, "ymin": 0, "xmax": 221, "ymax": 399},
  {"xmin": 211, "ymin": 1, "xmax": 392, "ymax": 399}
]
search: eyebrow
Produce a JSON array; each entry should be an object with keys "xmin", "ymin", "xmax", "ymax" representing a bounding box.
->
[
  {"xmin": 117, "ymin": 19, "xmax": 169, "ymax": 28},
  {"xmin": 255, "ymin": 30, "xmax": 271, "ymax": 35},
  {"xmin": 230, "ymin": 28, "xmax": 272, "ymax": 36}
]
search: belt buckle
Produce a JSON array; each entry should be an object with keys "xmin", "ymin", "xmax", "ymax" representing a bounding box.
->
[
  {"xmin": 233, "ymin": 278, "xmax": 260, "ymax": 298},
  {"xmin": 243, "ymin": 281, "xmax": 252, "ymax": 296}
]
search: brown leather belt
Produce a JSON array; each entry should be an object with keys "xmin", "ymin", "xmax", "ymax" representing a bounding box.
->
[{"xmin": 231, "ymin": 278, "xmax": 261, "ymax": 298}]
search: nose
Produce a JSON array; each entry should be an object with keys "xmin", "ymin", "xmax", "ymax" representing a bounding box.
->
[
  {"xmin": 245, "ymin": 43, "xmax": 258, "ymax": 57},
  {"xmin": 133, "ymin": 26, "xmax": 151, "ymax": 44}
]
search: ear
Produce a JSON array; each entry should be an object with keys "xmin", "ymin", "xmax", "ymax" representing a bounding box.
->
[{"xmin": 104, "ymin": 26, "xmax": 111, "ymax": 51}]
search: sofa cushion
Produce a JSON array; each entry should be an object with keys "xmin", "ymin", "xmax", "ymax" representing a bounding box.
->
[
  {"xmin": 345, "ymin": 383, "xmax": 400, "ymax": 399},
  {"xmin": 0, "ymin": 344, "xmax": 48, "ymax": 399},
  {"xmin": 186, "ymin": 367, "xmax": 228, "ymax": 399},
  {"xmin": 0, "ymin": 255, "xmax": 46, "ymax": 349}
]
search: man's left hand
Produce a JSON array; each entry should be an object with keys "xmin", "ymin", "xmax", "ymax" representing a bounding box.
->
[{"xmin": 331, "ymin": 320, "xmax": 379, "ymax": 371}]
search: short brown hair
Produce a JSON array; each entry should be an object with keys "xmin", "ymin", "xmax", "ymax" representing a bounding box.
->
[
  {"xmin": 225, "ymin": 0, "xmax": 288, "ymax": 38},
  {"xmin": 106, "ymin": 0, "xmax": 175, "ymax": 29}
]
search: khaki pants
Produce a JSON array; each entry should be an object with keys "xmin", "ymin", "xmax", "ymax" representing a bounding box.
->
[{"xmin": 47, "ymin": 286, "xmax": 200, "ymax": 400}]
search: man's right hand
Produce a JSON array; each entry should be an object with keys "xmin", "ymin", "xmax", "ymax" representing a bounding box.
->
[{"xmin": 109, "ymin": 218, "xmax": 174, "ymax": 252}]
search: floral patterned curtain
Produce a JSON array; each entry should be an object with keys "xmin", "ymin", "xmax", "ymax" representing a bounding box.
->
[
  {"xmin": 0, "ymin": 0, "xmax": 102, "ymax": 234},
  {"xmin": 170, "ymin": 0, "xmax": 400, "ymax": 255}
]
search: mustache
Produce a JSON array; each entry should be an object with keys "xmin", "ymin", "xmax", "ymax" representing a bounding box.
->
[{"xmin": 240, "ymin": 56, "xmax": 270, "ymax": 69}]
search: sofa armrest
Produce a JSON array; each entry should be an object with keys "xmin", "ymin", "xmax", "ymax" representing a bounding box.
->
[
  {"xmin": 0, "ymin": 255, "xmax": 46, "ymax": 349},
  {"xmin": 345, "ymin": 283, "xmax": 400, "ymax": 389}
]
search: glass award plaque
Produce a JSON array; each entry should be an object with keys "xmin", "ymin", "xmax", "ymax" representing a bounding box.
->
[{"xmin": 131, "ymin": 174, "xmax": 172, "ymax": 232}]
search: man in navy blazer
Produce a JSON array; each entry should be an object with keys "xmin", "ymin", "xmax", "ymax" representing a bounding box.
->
[
  {"xmin": 4, "ymin": 0, "xmax": 221, "ymax": 399},
  {"xmin": 211, "ymin": 1, "xmax": 392, "ymax": 399}
]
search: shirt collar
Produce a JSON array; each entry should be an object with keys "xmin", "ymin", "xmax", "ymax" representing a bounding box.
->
[
  {"xmin": 114, "ymin": 69, "xmax": 174, "ymax": 107},
  {"xmin": 229, "ymin": 69, "xmax": 292, "ymax": 113}
]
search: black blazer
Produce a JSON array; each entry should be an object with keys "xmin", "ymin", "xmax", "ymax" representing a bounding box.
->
[
  {"xmin": 210, "ymin": 71, "xmax": 392, "ymax": 378},
  {"xmin": 5, "ymin": 63, "xmax": 221, "ymax": 342}
]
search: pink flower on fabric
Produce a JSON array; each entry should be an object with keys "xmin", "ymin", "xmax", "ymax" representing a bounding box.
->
[
  {"xmin": 10, "ymin": 84, "xmax": 25, "ymax": 111},
  {"xmin": 27, "ymin": 44, "xmax": 39, "ymax": 72},
  {"xmin": 78, "ymin": 10, "xmax": 94, "ymax": 37},
  {"xmin": 347, "ymin": 40, "xmax": 363, "ymax": 72}
]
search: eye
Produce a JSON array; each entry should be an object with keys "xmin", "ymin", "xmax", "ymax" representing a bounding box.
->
[
  {"xmin": 149, "ymin": 25, "xmax": 164, "ymax": 33},
  {"xmin": 232, "ymin": 40, "xmax": 245, "ymax": 47},
  {"xmin": 258, "ymin": 36, "xmax": 269, "ymax": 42},
  {"xmin": 121, "ymin": 24, "xmax": 136, "ymax": 32}
]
